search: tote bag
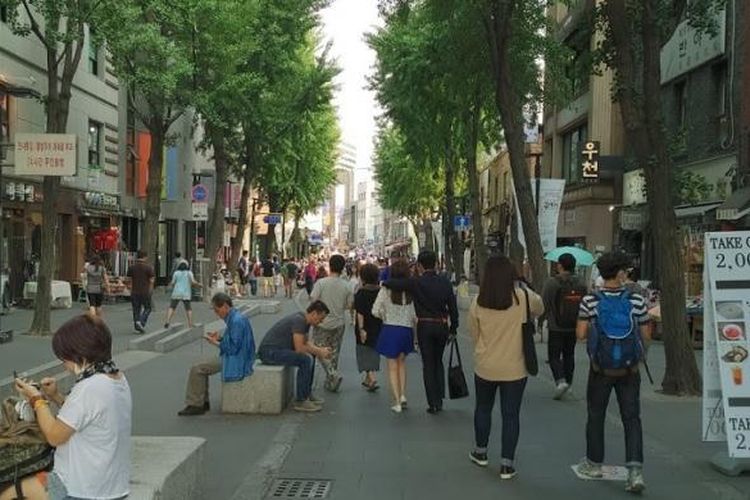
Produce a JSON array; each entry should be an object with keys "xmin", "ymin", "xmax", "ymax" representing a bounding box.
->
[
  {"xmin": 447, "ymin": 338, "xmax": 469, "ymax": 399},
  {"xmin": 521, "ymin": 287, "xmax": 539, "ymax": 376}
]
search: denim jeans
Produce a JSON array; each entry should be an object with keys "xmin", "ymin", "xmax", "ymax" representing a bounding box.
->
[
  {"xmin": 473, "ymin": 374, "xmax": 527, "ymax": 465},
  {"xmin": 548, "ymin": 330, "xmax": 577, "ymax": 384},
  {"xmin": 131, "ymin": 293, "xmax": 152, "ymax": 327},
  {"xmin": 259, "ymin": 347, "xmax": 315, "ymax": 401},
  {"xmin": 586, "ymin": 368, "xmax": 643, "ymax": 466}
]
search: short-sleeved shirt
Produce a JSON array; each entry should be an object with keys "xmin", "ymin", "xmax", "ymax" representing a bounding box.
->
[
  {"xmin": 578, "ymin": 287, "xmax": 649, "ymax": 324},
  {"xmin": 286, "ymin": 263, "xmax": 299, "ymax": 278},
  {"xmin": 127, "ymin": 260, "xmax": 154, "ymax": 296},
  {"xmin": 259, "ymin": 312, "xmax": 309, "ymax": 351},
  {"xmin": 55, "ymin": 374, "xmax": 132, "ymax": 498},
  {"xmin": 85, "ymin": 265, "xmax": 105, "ymax": 294},
  {"xmin": 262, "ymin": 260, "xmax": 275, "ymax": 277},
  {"xmin": 310, "ymin": 276, "xmax": 354, "ymax": 330},
  {"xmin": 354, "ymin": 287, "xmax": 382, "ymax": 347},
  {"xmin": 171, "ymin": 270, "xmax": 195, "ymax": 300}
]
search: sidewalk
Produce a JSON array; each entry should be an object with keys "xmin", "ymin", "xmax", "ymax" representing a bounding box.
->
[{"xmin": 242, "ymin": 329, "xmax": 747, "ymax": 499}]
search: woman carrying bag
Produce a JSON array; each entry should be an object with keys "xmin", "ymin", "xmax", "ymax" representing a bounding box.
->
[{"xmin": 468, "ymin": 256, "xmax": 544, "ymax": 480}]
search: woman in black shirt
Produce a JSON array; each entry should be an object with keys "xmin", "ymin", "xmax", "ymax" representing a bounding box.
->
[{"xmin": 354, "ymin": 263, "xmax": 383, "ymax": 391}]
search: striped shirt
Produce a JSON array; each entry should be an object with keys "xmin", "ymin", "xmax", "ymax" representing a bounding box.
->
[{"xmin": 578, "ymin": 287, "xmax": 649, "ymax": 324}]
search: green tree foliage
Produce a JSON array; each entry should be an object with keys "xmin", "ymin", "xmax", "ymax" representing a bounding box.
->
[
  {"xmin": 592, "ymin": 0, "xmax": 725, "ymax": 394},
  {"xmin": 373, "ymin": 125, "xmax": 442, "ymax": 227},
  {"xmin": 106, "ymin": 0, "xmax": 196, "ymax": 267}
]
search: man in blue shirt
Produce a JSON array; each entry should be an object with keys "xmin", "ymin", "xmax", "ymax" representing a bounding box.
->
[{"xmin": 178, "ymin": 293, "xmax": 255, "ymax": 416}]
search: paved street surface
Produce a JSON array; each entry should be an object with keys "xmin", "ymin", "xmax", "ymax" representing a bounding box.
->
[{"xmin": 2, "ymin": 295, "xmax": 749, "ymax": 499}]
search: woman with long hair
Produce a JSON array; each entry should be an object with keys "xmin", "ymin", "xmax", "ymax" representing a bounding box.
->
[
  {"xmin": 372, "ymin": 259, "xmax": 416, "ymax": 413},
  {"xmin": 84, "ymin": 254, "xmax": 109, "ymax": 317},
  {"xmin": 468, "ymin": 256, "xmax": 544, "ymax": 480},
  {"xmin": 8, "ymin": 315, "xmax": 132, "ymax": 500}
]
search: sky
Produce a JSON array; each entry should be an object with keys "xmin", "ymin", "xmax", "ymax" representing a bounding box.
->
[{"xmin": 320, "ymin": 0, "xmax": 382, "ymax": 186}]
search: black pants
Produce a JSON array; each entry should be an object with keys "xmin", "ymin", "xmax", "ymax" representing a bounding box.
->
[
  {"xmin": 586, "ymin": 368, "xmax": 643, "ymax": 466},
  {"xmin": 473, "ymin": 375, "xmax": 527, "ymax": 464},
  {"xmin": 417, "ymin": 322, "xmax": 449, "ymax": 408},
  {"xmin": 131, "ymin": 294, "xmax": 152, "ymax": 327},
  {"xmin": 548, "ymin": 330, "xmax": 576, "ymax": 384}
]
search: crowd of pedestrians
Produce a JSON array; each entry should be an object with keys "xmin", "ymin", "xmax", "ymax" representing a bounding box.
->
[{"xmin": 4, "ymin": 246, "xmax": 650, "ymax": 498}]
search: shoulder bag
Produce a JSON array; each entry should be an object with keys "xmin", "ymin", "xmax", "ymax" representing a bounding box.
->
[
  {"xmin": 447, "ymin": 338, "xmax": 469, "ymax": 399},
  {"xmin": 521, "ymin": 287, "xmax": 539, "ymax": 376}
]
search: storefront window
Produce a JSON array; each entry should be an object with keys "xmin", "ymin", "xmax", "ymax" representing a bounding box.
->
[
  {"xmin": 88, "ymin": 28, "xmax": 100, "ymax": 76},
  {"xmin": 561, "ymin": 123, "xmax": 588, "ymax": 185},
  {"xmin": 88, "ymin": 121, "xmax": 102, "ymax": 166}
]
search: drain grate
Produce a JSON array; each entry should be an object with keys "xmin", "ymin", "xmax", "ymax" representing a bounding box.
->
[{"xmin": 267, "ymin": 478, "xmax": 332, "ymax": 499}]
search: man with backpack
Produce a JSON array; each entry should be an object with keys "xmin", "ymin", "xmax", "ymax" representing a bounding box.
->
[
  {"xmin": 575, "ymin": 251, "xmax": 650, "ymax": 494},
  {"xmin": 542, "ymin": 253, "xmax": 587, "ymax": 399}
]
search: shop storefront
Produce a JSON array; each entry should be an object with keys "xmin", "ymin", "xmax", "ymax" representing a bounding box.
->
[{"xmin": 1, "ymin": 181, "xmax": 42, "ymax": 301}]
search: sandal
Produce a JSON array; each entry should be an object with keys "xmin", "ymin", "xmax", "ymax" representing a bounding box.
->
[{"xmin": 367, "ymin": 381, "xmax": 379, "ymax": 392}]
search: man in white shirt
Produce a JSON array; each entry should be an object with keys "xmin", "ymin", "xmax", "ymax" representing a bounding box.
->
[{"xmin": 310, "ymin": 254, "xmax": 353, "ymax": 392}]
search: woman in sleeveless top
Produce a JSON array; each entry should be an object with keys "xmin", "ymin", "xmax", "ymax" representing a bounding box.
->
[{"xmin": 84, "ymin": 255, "xmax": 109, "ymax": 317}]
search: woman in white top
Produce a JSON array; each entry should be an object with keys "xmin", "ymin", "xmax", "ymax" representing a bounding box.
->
[
  {"xmin": 10, "ymin": 314, "xmax": 132, "ymax": 500},
  {"xmin": 372, "ymin": 259, "xmax": 417, "ymax": 413},
  {"xmin": 165, "ymin": 261, "xmax": 201, "ymax": 328}
]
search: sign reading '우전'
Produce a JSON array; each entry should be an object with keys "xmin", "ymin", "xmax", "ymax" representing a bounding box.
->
[
  {"xmin": 14, "ymin": 133, "xmax": 77, "ymax": 176},
  {"xmin": 702, "ymin": 232, "xmax": 750, "ymax": 457}
]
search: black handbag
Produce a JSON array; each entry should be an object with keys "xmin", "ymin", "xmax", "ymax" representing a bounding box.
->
[
  {"xmin": 447, "ymin": 338, "xmax": 469, "ymax": 399},
  {"xmin": 521, "ymin": 287, "xmax": 539, "ymax": 376}
]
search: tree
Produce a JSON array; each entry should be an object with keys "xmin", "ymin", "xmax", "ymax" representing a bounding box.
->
[
  {"xmin": 107, "ymin": 0, "xmax": 195, "ymax": 269},
  {"xmin": 373, "ymin": 125, "xmax": 443, "ymax": 251},
  {"xmin": 593, "ymin": 0, "xmax": 724, "ymax": 395},
  {"xmin": 3, "ymin": 0, "xmax": 129, "ymax": 335}
]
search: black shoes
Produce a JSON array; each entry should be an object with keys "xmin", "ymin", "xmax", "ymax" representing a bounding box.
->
[
  {"xmin": 469, "ymin": 451, "xmax": 489, "ymax": 467},
  {"xmin": 426, "ymin": 404, "xmax": 443, "ymax": 414},
  {"xmin": 499, "ymin": 466, "xmax": 517, "ymax": 480},
  {"xmin": 203, "ymin": 401, "xmax": 210, "ymax": 411},
  {"xmin": 178, "ymin": 405, "xmax": 206, "ymax": 416}
]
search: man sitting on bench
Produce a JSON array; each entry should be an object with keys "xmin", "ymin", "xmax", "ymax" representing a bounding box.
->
[
  {"xmin": 178, "ymin": 292, "xmax": 255, "ymax": 416},
  {"xmin": 257, "ymin": 300, "xmax": 332, "ymax": 412}
]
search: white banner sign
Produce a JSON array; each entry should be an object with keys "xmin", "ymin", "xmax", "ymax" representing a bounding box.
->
[
  {"xmin": 702, "ymin": 231, "xmax": 750, "ymax": 456},
  {"xmin": 14, "ymin": 133, "xmax": 77, "ymax": 176},
  {"xmin": 192, "ymin": 202, "xmax": 208, "ymax": 221},
  {"xmin": 514, "ymin": 178, "xmax": 566, "ymax": 254}
]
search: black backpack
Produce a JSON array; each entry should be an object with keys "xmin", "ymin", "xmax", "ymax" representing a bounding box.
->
[{"xmin": 554, "ymin": 277, "xmax": 587, "ymax": 329}]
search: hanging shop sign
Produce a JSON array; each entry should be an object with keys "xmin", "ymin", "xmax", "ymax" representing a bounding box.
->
[
  {"xmin": 581, "ymin": 141, "xmax": 600, "ymax": 181},
  {"xmin": 192, "ymin": 202, "xmax": 208, "ymax": 221},
  {"xmin": 515, "ymin": 178, "xmax": 566, "ymax": 253},
  {"xmin": 702, "ymin": 231, "xmax": 750, "ymax": 455},
  {"xmin": 14, "ymin": 133, "xmax": 77, "ymax": 176},
  {"xmin": 3, "ymin": 182, "xmax": 42, "ymax": 202},
  {"xmin": 80, "ymin": 191, "xmax": 119, "ymax": 211}
]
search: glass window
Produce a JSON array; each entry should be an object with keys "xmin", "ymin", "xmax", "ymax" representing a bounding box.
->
[
  {"xmin": 1, "ymin": 6, "xmax": 9, "ymax": 23},
  {"xmin": 713, "ymin": 63, "xmax": 727, "ymax": 117},
  {"xmin": 561, "ymin": 123, "xmax": 588, "ymax": 184},
  {"xmin": 88, "ymin": 28, "xmax": 99, "ymax": 76},
  {"xmin": 674, "ymin": 81, "xmax": 687, "ymax": 128},
  {"xmin": 88, "ymin": 121, "xmax": 101, "ymax": 166}
]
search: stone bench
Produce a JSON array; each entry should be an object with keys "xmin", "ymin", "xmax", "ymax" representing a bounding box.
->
[
  {"xmin": 221, "ymin": 361, "xmax": 294, "ymax": 415},
  {"xmin": 129, "ymin": 436, "xmax": 205, "ymax": 500}
]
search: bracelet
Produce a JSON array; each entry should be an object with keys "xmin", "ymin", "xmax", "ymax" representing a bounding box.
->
[{"xmin": 34, "ymin": 399, "xmax": 49, "ymax": 411}]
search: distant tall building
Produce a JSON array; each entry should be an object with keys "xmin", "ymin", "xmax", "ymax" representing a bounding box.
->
[{"xmin": 332, "ymin": 142, "xmax": 356, "ymax": 245}]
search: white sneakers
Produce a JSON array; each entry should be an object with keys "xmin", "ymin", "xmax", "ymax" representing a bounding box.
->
[{"xmin": 553, "ymin": 381, "xmax": 570, "ymax": 400}]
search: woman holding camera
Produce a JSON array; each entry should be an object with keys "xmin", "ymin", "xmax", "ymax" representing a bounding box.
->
[{"xmin": 6, "ymin": 314, "xmax": 132, "ymax": 500}]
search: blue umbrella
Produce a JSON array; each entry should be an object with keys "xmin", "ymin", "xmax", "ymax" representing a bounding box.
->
[{"xmin": 544, "ymin": 246, "xmax": 596, "ymax": 266}]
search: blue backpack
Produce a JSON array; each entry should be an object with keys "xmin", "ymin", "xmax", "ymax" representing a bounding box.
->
[{"xmin": 587, "ymin": 291, "xmax": 643, "ymax": 371}]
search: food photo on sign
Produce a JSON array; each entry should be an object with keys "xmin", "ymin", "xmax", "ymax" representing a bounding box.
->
[{"xmin": 718, "ymin": 322, "xmax": 746, "ymax": 342}]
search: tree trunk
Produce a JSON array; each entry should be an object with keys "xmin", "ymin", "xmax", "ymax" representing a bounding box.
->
[
  {"xmin": 422, "ymin": 216, "xmax": 435, "ymax": 252},
  {"xmin": 142, "ymin": 122, "xmax": 165, "ymax": 271},
  {"xmin": 443, "ymin": 155, "xmax": 463, "ymax": 280},
  {"xmin": 231, "ymin": 173, "xmax": 252, "ymax": 266},
  {"xmin": 485, "ymin": 1, "xmax": 547, "ymax": 292},
  {"xmin": 602, "ymin": 0, "xmax": 700, "ymax": 395},
  {"xmin": 465, "ymin": 115, "xmax": 488, "ymax": 283},
  {"xmin": 292, "ymin": 213, "xmax": 301, "ymax": 259},
  {"xmin": 205, "ymin": 124, "xmax": 229, "ymax": 266},
  {"xmin": 29, "ymin": 29, "xmax": 83, "ymax": 335}
]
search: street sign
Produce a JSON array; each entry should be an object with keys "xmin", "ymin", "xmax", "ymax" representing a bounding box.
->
[
  {"xmin": 14, "ymin": 133, "xmax": 77, "ymax": 176},
  {"xmin": 192, "ymin": 202, "xmax": 208, "ymax": 221},
  {"xmin": 453, "ymin": 214, "xmax": 472, "ymax": 231},
  {"xmin": 191, "ymin": 184, "xmax": 208, "ymax": 202},
  {"xmin": 263, "ymin": 213, "xmax": 282, "ymax": 224}
]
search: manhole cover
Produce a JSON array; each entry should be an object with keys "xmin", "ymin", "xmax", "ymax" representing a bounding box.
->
[{"xmin": 267, "ymin": 478, "xmax": 332, "ymax": 499}]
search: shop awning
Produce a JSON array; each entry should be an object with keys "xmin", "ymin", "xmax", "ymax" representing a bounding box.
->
[
  {"xmin": 716, "ymin": 187, "xmax": 750, "ymax": 221},
  {"xmin": 674, "ymin": 202, "xmax": 721, "ymax": 219}
]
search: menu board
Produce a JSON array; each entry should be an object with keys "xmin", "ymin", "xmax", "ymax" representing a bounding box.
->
[{"xmin": 702, "ymin": 232, "xmax": 750, "ymax": 456}]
